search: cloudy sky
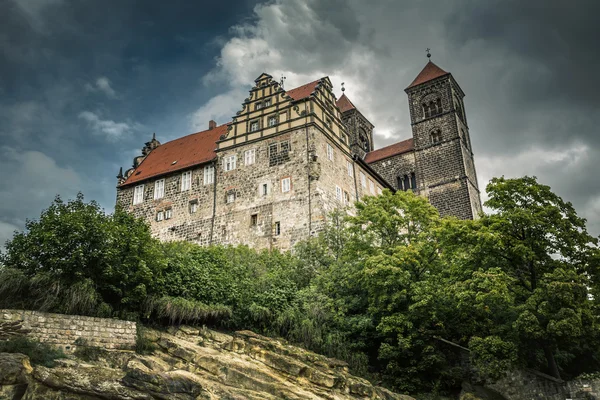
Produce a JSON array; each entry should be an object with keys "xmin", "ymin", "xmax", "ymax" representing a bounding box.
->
[{"xmin": 1, "ymin": 0, "xmax": 599, "ymax": 246}]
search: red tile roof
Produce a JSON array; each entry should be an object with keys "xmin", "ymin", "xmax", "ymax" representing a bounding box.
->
[
  {"xmin": 336, "ymin": 94, "xmax": 356, "ymax": 113},
  {"xmin": 364, "ymin": 138, "xmax": 414, "ymax": 163},
  {"xmin": 406, "ymin": 61, "xmax": 449, "ymax": 89},
  {"xmin": 121, "ymin": 124, "xmax": 229, "ymax": 186},
  {"xmin": 286, "ymin": 79, "xmax": 321, "ymax": 100}
]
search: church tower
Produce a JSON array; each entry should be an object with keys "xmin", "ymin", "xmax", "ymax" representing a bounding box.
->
[
  {"xmin": 405, "ymin": 59, "xmax": 482, "ymax": 219},
  {"xmin": 337, "ymin": 93, "xmax": 374, "ymax": 159}
]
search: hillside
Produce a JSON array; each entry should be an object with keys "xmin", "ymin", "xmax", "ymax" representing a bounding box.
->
[{"xmin": 0, "ymin": 325, "xmax": 414, "ymax": 400}]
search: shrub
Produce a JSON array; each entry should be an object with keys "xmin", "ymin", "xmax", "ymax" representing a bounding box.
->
[
  {"xmin": 135, "ymin": 326, "xmax": 156, "ymax": 355},
  {"xmin": 144, "ymin": 296, "xmax": 231, "ymax": 326},
  {"xmin": 0, "ymin": 336, "xmax": 66, "ymax": 367}
]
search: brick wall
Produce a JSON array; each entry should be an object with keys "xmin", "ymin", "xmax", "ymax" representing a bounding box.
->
[{"xmin": 0, "ymin": 309, "xmax": 136, "ymax": 351}]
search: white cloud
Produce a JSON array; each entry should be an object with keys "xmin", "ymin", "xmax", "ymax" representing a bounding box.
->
[
  {"xmin": 0, "ymin": 147, "xmax": 82, "ymax": 249},
  {"xmin": 79, "ymin": 111, "xmax": 139, "ymax": 140},
  {"xmin": 85, "ymin": 76, "xmax": 117, "ymax": 98}
]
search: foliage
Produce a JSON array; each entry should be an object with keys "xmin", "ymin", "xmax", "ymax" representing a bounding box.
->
[
  {"xmin": 0, "ymin": 336, "xmax": 66, "ymax": 367},
  {"xmin": 144, "ymin": 296, "xmax": 231, "ymax": 325},
  {"xmin": 135, "ymin": 326, "xmax": 157, "ymax": 355}
]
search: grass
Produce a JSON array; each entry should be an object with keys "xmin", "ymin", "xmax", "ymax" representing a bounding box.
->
[
  {"xmin": 144, "ymin": 296, "xmax": 232, "ymax": 326},
  {"xmin": 0, "ymin": 336, "xmax": 66, "ymax": 367}
]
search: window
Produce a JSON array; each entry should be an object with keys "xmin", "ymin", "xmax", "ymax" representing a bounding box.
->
[
  {"xmin": 369, "ymin": 180, "xmax": 375, "ymax": 195},
  {"xmin": 133, "ymin": 185, "xmax": 144, "ymax": 205},
  {"xmin": 377, "ymin": 187, "xmax": 383, "ymax": 195},
  {"xmin": 336, "ymin": 185, "xmax": 342, "ymax": 201},
  {"xmin": 204, "ymin": 165, "xmax": 214, "ymax": 185},
  {"xmin": 255, "ymin": 102, "xmax": 262, "ymax": 110},
  {"xmin": 250, "ymin": 120, "xmax": 259, "ymax": 132},
  {"xmin": 165, "ymin": 209, "xmax": 172, "ymax": 219},
  {"xmin": 423, "ymin": 98, "xmax": 442, "ymax": 118},
  {"xmin": 251, "ymin": 214, "xmax": 258, "ymax": 226},
  {"xmin": 343, "ymin": 191, "xmax": 351, "ymax": 205},
  {"xmin": 327, "ymin": 143, "xmax": 334, "ymax": 161},
  {"xmin": 360, "ymin": 172, "xmax": 366, "ymax": 188},
  {"xmin": 227, "ymin": 192, "xmax": 236, "ymax": 204},
  {"xmin": 190, "ymin": 202, "xmax": 198, "ymax": 214},
  {"xmin": 280, "ymin": 141, "xmax": 290, "ymax": 155},
  {"xmin": 156, "ymin": 211, "xmax": 164, "ymax": 221},
  {"xmin": 268, "ymin": 116, "xmax": 277, "ymax": 127},
  {"xmin": 281, "ymin": 177, "xmax": 291, "ymax": 193},
  {"xmin": 410, "ymin": 172, "xmax": 417, "ymax": 190},
  {"xmin": 274, "ymin": 221, "xmax": 281, "ymax": 236},
  {"xmin": 154, "ymin": 179, "xmax": 165, "ymax": 200},
  {"xmin": 181, "ymin": 171, "xmax": 192, "ymax": 191},
  {"xmin": 398, "ymin": 173, "xmax": 417, "ymax": 191},
  {"xmin": 264, "ymin": 98, "xmax": 271, "ymax": 107},
  {"xmin": 347, "ymin": 161, "xmax": 354, "ymax": 177},
  {"xmin": 245, "ymin": 149, "xmax": 256, "ymax": 166},
  {"xmin": 223, "ymin": 155, "xmax": 237, "ymax": 171},
  {"xmin": 326, "ymin": 117, "xmax": 332, "ymax": 128},
  {"xmin": 431, "ymin": 130, "xmax": 442, "ymax": 144},
  {"xmin": 262, "ymin": 183, "xmax": 268, "ymax": 196},
  {"xmin": 269, "ymin": 143, "xmax": 278, "ymax": 157}
]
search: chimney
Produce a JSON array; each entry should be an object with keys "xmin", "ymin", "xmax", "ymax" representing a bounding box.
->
[{"xmin": 209, "ymin": 120, "xmax": 217, "ymax": 130}]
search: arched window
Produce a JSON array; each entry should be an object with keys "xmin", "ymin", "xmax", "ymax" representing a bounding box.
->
[
  {"xmin": 422, "ymin": 98, "xmax": 442, "ymax": 119},
  {"xmin": 359, "ymin": 128, "xmax": 370, "ymax": 152},
  {"xmin": 410, "ymin": 172, "xmax": 417, "ymax": 190},
  {"xmin": 431, "ymin": 130, "xmax": 442, "ymax": 144}
]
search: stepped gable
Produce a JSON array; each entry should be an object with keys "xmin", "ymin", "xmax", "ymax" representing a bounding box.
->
[
  {"xmin": 121, "ymin": 123, "xmax": 229, "ymax": 186},
  {"xmin": 336, "ymin": 93, "xmax": 356, "ymax": 113},
  {"xmin": 364, "ymin": 138, "xmax": 414, "ymax": 163},
  {"xmin": 406, "ymin": 61, "xmax": 449, "ymax": 89}
]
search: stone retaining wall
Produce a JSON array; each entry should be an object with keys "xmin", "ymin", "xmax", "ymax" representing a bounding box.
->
[{"xmin": 0, "ymin": 309, "xmax": 136, "ymax": 351}]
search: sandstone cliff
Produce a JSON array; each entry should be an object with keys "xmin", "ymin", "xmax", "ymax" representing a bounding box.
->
[{"xmin": 0, "ymin": 326, "xmax": 414, "ymax": 400}]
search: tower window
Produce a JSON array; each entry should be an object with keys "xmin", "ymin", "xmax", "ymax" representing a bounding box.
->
[
  {"xmin": 431, "ymin": 130, "xmax": 442, "ymax": 144},
  {"xmin": 423, "ymin": 98, "xmax": 442, "ymax": 118},
  {"xmin": 398, "ymin": 174, "xmax": 416, "ymax": 191}
]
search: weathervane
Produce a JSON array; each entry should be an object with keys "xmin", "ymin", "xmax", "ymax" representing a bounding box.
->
[
  {"xmin": 280, "ymin": 75, "xmax": 286, "ymax": 89},
  {"xmin": 426, "ymin": 48, "xmax": 431, "ymax": 59},
  {"xmin": 341, "ymin": 82, "xmax": 345, "ymax": 93}
]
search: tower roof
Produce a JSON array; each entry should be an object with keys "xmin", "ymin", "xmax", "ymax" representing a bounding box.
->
[
  {"xmin": 336, "ymin": 93, "xmax": 356, "ymax": 113},
  {"xmin": 406, "ymin": 61, "xmax": 450, "ymax": 89}
]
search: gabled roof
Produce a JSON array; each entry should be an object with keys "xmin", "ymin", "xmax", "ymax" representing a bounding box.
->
[
  {"xmin": 285, "ymin": 79, "xmax": 321, "ymax": 101},
  {"xmin": 406, "ymin": 61, "xmax": 450, "ymax": 89},
  {"xmin": 364, "ymin": 138, "xmax": 414, "ymax": 163},
  {"xmin": 336, "ymin": 94, "xmax": 356, "ymax": 113},
  {"xmin": 121, "ymin": 124, "xmax": 229, "ymax": 186}
]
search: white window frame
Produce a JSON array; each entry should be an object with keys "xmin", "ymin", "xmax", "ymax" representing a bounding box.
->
[
  {"xmin": 227, "ymin": 192, "xmax": 235, "ymax": 204},
  {"xmin": 327, "ymin": 143, "xmax": 334, "ymax": 161},
  {"xmin": 336, "ymin": 185, "xmax": 342, "ymax": 201},
  {"xmin": 204, "ymin": 165, "xmax": 214, "ymax": 185},
  {"xmin": 156, "ymin": 211, "xmax": 164, "ymax": 221},
  {"xmin": 268, "ymin": 116, "xmax": 277, "ymax": 127},
  {"xmin": 377, "ymin": 187, "xmax": 383, "ymax": 195},
  {"xmin": 190, "ymin": 202, "xmax": 198, "ymax": 214},
  {"xmin": 133, "ymin": 185, "xmax": 144, "ymax": 205},
  {"xmin": 165, "ymin": 209, "xmax": 172, "ymax": 219},
  {"xmin": 223, "ymin": 155, "xmax": 237, "ymax": 172},
  {"xmin": 250, "ymin": 120, "xmax": 259, "ymax": 132},
  {"xmin": 281, "ymin": 177, "xmax": 291, "ymax": 193},
  {"xmin": 369, "ymin": 179, "xmax": 375, "ymax": 195},
  {"xmin": 347, "ymin": 161, "xmax": 354, "ymax": 177},
  {"xmin": 245, "ymin": 149, "xmax": 256, "ymax": 166},
  {"xmin": 360, "ymin": 172, "xmax": 366, "ymax": 188},
  {"xmin": 154, "ymin": 179, "xmax": 165, "ymax": 200},
  {"xmin": 181, "ymin": 171, "xmax": 192, "ymax": 191}
]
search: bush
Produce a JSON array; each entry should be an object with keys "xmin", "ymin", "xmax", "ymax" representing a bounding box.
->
[
  {"xmin": 0, "ymin": 336, "xmax": 66, "ymax": 367},
  {"xmin": 135, "ymin": 326, "xmax": 156, "ymax": 355}
]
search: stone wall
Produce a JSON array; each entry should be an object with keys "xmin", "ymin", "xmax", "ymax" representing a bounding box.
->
[
  {"xmin": 0, "ymin": 309, "xmax": 136, "ymax": 351},
  {"xmin": 484, "ymin": 369, "xmax": 600, "ymax": 400}
]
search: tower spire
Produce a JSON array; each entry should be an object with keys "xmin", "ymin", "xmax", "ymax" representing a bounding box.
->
[{"xmin": 426, "ymin": 48, "xmax": 431, "ymax": 59}]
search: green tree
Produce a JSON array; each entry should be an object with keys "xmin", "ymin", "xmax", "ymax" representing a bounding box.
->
[
  {"xmin": 467, "ymin": 176, "xmax": 600, "ymax": 379},
  {"xmin": 0, "ymin": 194, "xmax": 165, "ymax": 319}
]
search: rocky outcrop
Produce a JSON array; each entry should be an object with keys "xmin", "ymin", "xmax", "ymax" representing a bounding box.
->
[{"xmin": 0, "ymin": 326, "xmax": 414, "ymax": 400}]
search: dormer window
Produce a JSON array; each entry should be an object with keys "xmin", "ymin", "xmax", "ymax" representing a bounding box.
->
[
  {"xmin": 264, "ymin": 98, "xmax": 271, "ymax": 107},
  {"xmin": 250, "ymin": 120, "xmax": 259, "ymax": 132},
  {"xmin": 255, "ymin": 102, "xmax": 262, "ymax": 110},
  {"xmin": 431, "ymin": 130, "xmax": 442, "ymax": 144}
]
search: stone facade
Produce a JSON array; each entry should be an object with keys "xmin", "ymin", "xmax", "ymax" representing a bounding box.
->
[
  {"xmin": 0, "ymin": 309, "xmax": 136, "ymax": 351},
  {"xmin": 116, "ymin": 62, "xmax": 482, "ymax": 250}
]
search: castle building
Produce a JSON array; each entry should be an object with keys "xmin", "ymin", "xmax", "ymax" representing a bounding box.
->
[{"xmin": 116, "ymin": 61, "xmax": 482, "ymax": 251}]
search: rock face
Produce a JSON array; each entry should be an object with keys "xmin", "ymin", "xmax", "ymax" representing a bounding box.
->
[{"xmin": 0, "ymin": 326, "xmax": 414, "ymax": 400}]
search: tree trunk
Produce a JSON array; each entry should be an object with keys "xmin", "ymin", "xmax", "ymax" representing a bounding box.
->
[{"xmin": 543, "ymin": 344, "xmax": 561, "ymax": 380}]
